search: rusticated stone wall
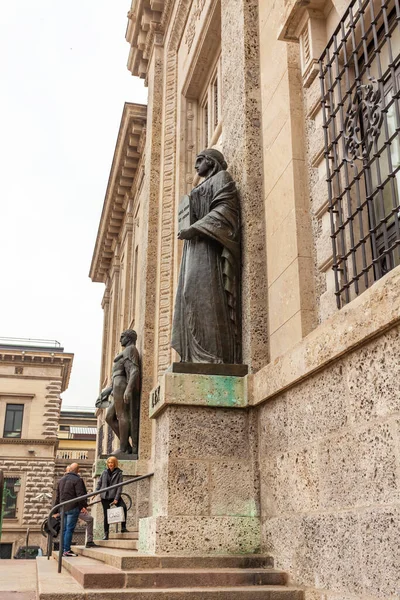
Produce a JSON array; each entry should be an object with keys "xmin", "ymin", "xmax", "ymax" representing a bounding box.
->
[
  {"xmin": 259, "ymin": 324, "xmax": 400, "ymax": 599},
  {"xmin": 0, "ymin": 457, "xmax": 55, "ymax": 526}
]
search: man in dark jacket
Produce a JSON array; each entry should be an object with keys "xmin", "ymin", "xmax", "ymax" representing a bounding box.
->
[{"xmin": 54, "ymin": 462, "xmax": 87, "ymax": 557}]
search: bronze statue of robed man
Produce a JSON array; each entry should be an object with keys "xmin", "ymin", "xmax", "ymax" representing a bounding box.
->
[
  {"xmin": 96, "ymin": 329, "xmax": 140, "ymax": 457},
  {"xmin": 171, "ymin": 148, "xmax": 241, "ymax": 364}
]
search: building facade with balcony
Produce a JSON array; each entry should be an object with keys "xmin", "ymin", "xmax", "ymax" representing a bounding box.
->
[
  {"xmin": 55, "ymin": 408, "xmax": 96, "ymax": 488},
  {"xmin": 0, "ymin": 338, "xmax": 73, "ymax": 559},
  {"xmin": 90, "ymin": 1, "xmax": 400, "ymax": 597}
]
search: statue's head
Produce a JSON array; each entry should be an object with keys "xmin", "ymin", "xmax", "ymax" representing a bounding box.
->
[
  {"xmin": 195, "ymin": 148, "xmax": 228, "ymax": 179},
  {"xmin": 120, "ymin": 329, "xmax": 137, "ymax": 347}
]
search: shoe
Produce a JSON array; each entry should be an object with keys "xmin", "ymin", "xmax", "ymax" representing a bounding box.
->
[
  {"xmin": 121, "ymin": 527, "xmax": 129, "ymax": 533},
  {"xmin": 102, "ymin": 534, "xmax": 109, "ymax": 540},
  {"xmin": 63, "ymin": 550, "xmax": 78, "ymax": 557},
  {"xmin": 85, "ymin": 541, "xmax": 99, "ymax": 548}
]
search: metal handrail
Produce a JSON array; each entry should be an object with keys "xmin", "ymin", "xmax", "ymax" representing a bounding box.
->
[{"xmin": 45, "ymin": 472, "xmax": 153, "ymax": 573}]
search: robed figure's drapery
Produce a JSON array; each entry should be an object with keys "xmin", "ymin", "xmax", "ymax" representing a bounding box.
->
[{"xmin": 171, "ymin": 168, "xmax": 241, "ymax": 363}]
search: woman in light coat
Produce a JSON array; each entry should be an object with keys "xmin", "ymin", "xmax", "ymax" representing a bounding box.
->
[{"xmin": 95, "ymin": 456, "xmax": 128, "ymax": 540}]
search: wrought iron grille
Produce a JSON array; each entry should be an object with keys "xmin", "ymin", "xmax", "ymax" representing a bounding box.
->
[{"xmin": 319, "ymin": 0, "xmax": 400, "ymax": 307}]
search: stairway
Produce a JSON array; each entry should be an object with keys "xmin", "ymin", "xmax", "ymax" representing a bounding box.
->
[{"xmin": 36, "ymin": 531, "xmax": 304, "ymax": 599}]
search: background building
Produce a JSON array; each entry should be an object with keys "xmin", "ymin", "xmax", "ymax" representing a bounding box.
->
[
  {"xmin": 89, "ymin": 0, "xmax": 400, "ymax": 598},
  {"xmin": 0, "ymin": 338, "xmax": 73, "ymax": 559},
  {"xmin": 55, "ymin": 407, "xmax": 96, "ymax": 486}
]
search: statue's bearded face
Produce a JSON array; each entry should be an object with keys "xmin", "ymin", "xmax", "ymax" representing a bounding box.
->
[{"xmin": 195, "ymin": 155, "xmax": 212, "ymax": 178}]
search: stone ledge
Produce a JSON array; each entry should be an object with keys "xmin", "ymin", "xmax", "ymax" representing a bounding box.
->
[
  {"xmin": 93, "ymin": 459, "xmax": 152, "ymax": 477},
  {"xmin": 252, "ymin": 265, "xmax": 400, "ymax": 405},
  {"xmin": 139, "ymin": 515, "xmax": 261, "ymax": 555},
  {"xmin": 150, "ymin": 373, "xmax": 248, "ymax": 419}
]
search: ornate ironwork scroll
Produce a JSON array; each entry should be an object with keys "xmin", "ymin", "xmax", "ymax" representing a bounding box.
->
[{"xmin": 344, "ymin": 78, "xmax": 383, "ymax": 163}]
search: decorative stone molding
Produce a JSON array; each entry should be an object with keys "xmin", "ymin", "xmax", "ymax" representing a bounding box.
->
[
  {"xmin": 184, "ymin": 0, "xmax": 206, "ymax": 52},
  {"xmin": 278, "ymin": 0, "xmax": 331, "ymax": 87},
  {"xmin": 0, "ymin": 438, "xmax": 56, "ymax": 445},
  {"xmin": 90, "ymin": 103, "xmax": 147, "ymax": 283},
  {"xmin": 126, "ymin": 0, "xmax": 172, "ymax": 78},
  {"xmin": 156, "ymin": 0, "xmax": 194, "ymax": 375}
]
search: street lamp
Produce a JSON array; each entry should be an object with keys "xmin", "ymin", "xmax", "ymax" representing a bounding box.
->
[{"xmin": 0, "ymin": 469, "xmax": 21, "ymax": 542}]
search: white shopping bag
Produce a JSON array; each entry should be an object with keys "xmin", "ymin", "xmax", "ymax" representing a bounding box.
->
[{"xmin": 107, "ymin": 505, "xmax": 125, "ymax": 524}]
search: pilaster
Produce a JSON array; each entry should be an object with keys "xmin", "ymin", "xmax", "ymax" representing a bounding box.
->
[{"xmin": 220, "ymin": 0, "xmax": 269, "ymax": 371}]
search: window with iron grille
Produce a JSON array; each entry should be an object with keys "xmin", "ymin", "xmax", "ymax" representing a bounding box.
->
[
  {"xmin": 4, "ymin": 477, "xmax": 20, "ymax": 519},
  {"xmin": 319, "ymin": 0, "xmax": 400, "ymax": 307}
]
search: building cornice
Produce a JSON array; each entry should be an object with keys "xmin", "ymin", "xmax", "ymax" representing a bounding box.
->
[
  {"xmin": 0, "ymin": 438, "xmax": 56, "ymax": 446},
  {"xmin": 126, "ymin": 0, "xmax": 173, "ymax": 78},
  {"xmin": 0, "ymin": 350, "xmax": 74, "ymax": 392},
  {"xmin": 89, "ymin": 102, "xmax": 147, "ymax": 283}
]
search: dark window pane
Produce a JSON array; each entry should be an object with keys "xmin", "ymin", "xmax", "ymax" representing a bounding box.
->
[
  {"xmin": 4, "ymin": 404, "xmax": 24, "ymax": 438},
  {"xmin": 4, "ymin": 411, "xmax": 13, "ymax": 434}
]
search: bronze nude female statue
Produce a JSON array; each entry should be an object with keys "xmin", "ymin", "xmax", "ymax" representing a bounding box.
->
[{"xmin": 171, "ymin": 149, "xmax": 241, "ymax": 364}]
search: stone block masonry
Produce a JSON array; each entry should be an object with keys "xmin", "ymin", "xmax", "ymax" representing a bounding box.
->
[
  {"xmin": 259, "ymin": 323, "xmax": 400, "ymax": 599},
  {"xmin": 141, "ymin": 373, "xmax": 261, "ymax": 555},
  {"xmin": 0, "ymin": 457, "xmax": 55, "ymax": 526}
]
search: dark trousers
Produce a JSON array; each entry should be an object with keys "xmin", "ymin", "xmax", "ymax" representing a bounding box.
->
[
  {"xmin": 101, "ymin": 497, "xmax": 127, "ymax": 534},
  {"xmin": 63, "ymin": 507, "xmax": 80, "ymax": 552}
]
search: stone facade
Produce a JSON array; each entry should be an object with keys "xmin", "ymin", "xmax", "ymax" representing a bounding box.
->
[
  {"xmin": 259, "ymin": 323, "xmax": 400, "ymax": 598},
  {"xmin": 0, "ymin": 340, "xmax": 73, "ymax": 557},
  {"xmin": 89, "ymin": 0, "xmax": 400, "ymax": 597}
]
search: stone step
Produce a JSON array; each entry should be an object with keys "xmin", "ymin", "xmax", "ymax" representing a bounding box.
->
[
  {"xmin": 96, "ymin": 539, "xmax": 139, "ymax": 550},
  {"xmin": 57, "ymin": 553, "xmax": 287, "ymax": 589},
  {"xmin": 71, "ymin": 546, "xmax": 274, "ymax": 571},
  {"xmin": 37, "ymin": 557, "xmax": 85, "ymax": 600},
  {"xmin": 55, "ymin": 553, "xmax": 125, "ymax": 589},
  {"xmin": 109, "ymin": 531, "xmax": 139, "ymax": 540},
  {"xmin": 38, "ymin": 557, "xmax": 303, "ymax": 600},
  {"xmin": 80, "ymin": 588, "xmax": 303, "ymax": 599}
]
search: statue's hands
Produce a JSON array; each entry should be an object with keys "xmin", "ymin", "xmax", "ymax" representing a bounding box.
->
[
  {"xmin": 123, "ymin": 389, "xmax": 131, "ymax": 404},
  {"xmin": 178, "ymin": 228, "xmax": 196, "ymax": 240}
]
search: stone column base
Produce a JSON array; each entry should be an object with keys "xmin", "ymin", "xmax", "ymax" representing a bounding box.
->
[{"xmin": 139, "ymin": 515, "xmax": 261, "ymax": 555}]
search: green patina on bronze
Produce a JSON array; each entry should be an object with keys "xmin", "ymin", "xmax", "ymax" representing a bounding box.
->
[{"xmin": 202, "ymin": 376, "xmax": 246, "ymax": 407}]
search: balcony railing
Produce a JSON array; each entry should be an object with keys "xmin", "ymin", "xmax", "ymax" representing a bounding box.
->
[{"xmin": 56, "ymin": 450, "xmax": 89, "ymax": 460}]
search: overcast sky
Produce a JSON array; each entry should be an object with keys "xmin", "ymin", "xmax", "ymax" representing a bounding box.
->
[{"xmin": 0, "ymin": 2, "xmax": 147, "ymax": 409}]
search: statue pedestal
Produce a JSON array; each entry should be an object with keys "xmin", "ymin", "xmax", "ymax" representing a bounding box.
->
[{"xmin": 140, "ymin": 369, "xmax": 260, "ymax": 555}]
